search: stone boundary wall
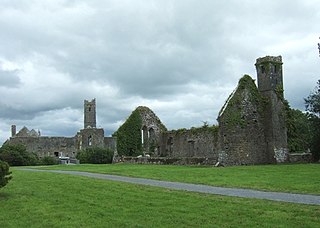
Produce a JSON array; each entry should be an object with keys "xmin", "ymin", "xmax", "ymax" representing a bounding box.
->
[
  {"xmin": 288, "ymin": 153, "xmax": 313, "ymax": 163},
  {"xmin": 114, "ymin": 156, "xmax": 219, "ymax": 165},
  {"xmin": 115, "ymin": 154, "xmax": 314, "ymax": 166}
]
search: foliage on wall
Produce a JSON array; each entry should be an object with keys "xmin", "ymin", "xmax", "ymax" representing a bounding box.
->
[
  {"xmin": 113, "ymin": 109, "xmax": 143, "ymax": 156},
  {"xmin": 219, "ymin": 75, "xmax": 265, "ymax": 128},
  {"xmin": 171, "ymin": 124, "xmax": 219, "ymax": 138}
]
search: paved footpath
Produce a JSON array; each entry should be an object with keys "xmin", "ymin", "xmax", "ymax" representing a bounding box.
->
[{"xmin": 21, "ymin": 168, "xmax": 320, "ymax": 206}]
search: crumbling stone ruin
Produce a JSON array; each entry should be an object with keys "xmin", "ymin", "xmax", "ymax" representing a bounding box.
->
[
  {"xmin": 4, "ymin": 55, "xmax": 305, "ymax": 166},
  {"xmin": 113, "ymin": 106, "xmax": 167, "ymax": 157},
  {"xmin": 117, "ymin": 56, "xmax": 290, "ymax": 166},
  {"xmin": 5, "ymin": 99, "xmax": 116, "ymax": 159}
]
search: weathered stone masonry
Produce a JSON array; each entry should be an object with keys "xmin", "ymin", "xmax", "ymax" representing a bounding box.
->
[
  {"xmin": 4, "ymin": 56, "xmax": 293, "ymax": 166},
  {"xmin": 121, "ymin": 56, "xmax": 290, "ymax": 166},
  {"xmin": 5, "ymin": 99, "xmax": 116, "ymax": 159}
]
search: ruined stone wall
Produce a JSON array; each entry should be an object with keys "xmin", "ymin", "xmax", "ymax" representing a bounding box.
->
[
  {"xmin": 288, "ymin": 153, "xmax": 312, "ymax": 163},
  {"xmin": 159, "ymin": 126, "xmax": 219, "ymax": 159},
  {"xmin": 262, "ymin": 91, "xmax": 289, "ymax": 162},
  {"xmin": 6, "ymin": 136, "xmax": 78, "ymax": 158},
  {"xmin": 138, "ymin": 106, "xmax": 167, "ymax": 154},
  {"xmin": 104, "ymin": 137, "xmax": 117, "ymax": 151},
  {"xmin": 217, "ymin": 75, "xmax": 269, "ymax": 165},
  {"xmin": 256, "ymin": 56, "xmax": 288, "ymax": 163},
  {"xmin": 115, "ymin": 106, "xmax": 167, "ymax": 156},
  {"xmin": 119, "ymin": 156, "xmax": 218, "ymax": 165},
  {"xmin": 78, "ymin": 128, "xmax": 105, "ymax": 150},
  {"xmin": 6, "ymin": 125, "xmax": 117, "ymax": 159}
]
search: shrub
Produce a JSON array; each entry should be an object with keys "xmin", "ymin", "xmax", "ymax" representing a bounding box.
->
[
  {"xmin": 41, "ymin": 156, "xmax": 58, "ymax": 165},
  {"xmin": 0, "ymin": 160, "xmax": 12, "ymax": 189},
  {"xmin": 76, "ymin": 147, "xmax": 114, "ymax": 164},
  {"xmin": 0, "ymin": 144, "xmax": 39, "ymax": 166}
]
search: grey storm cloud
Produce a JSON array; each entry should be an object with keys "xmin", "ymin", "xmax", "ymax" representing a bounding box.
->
[
  {"xmin": 0, "ymin": 69, "xmax": 21, "ymax": 87},
  {"xmin": 0, "ymin": 0, "xmax": 319, "ymax": 144}
]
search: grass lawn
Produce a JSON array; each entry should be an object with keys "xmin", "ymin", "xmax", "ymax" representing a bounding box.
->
[
  {"xmin": 0, "ymin": 170, "xmax": 319, "ymax": 227},
  {"xmin": 30, "ymin": 163, "xmax": 320, "ymax": 195}
]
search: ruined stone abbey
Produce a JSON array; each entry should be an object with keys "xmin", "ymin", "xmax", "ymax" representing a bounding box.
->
[
  {"xmin": 6, "ymin": 99, "xmax": 116, "ymax": 159},
  {"xmin": 5, "ymin": 55, "xmax": 290, "ymax": 166}
]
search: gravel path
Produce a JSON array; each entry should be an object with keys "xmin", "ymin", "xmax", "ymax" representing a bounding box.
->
[{"xmin": 21, "ymin": 168, "xmax": 320, "ymax": 205}]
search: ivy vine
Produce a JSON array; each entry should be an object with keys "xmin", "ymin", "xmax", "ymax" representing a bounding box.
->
[{"xmin": 113, "ymin": 109, "xmax": 143, "ymax": 156}]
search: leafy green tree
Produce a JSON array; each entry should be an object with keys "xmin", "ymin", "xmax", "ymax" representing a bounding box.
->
[
  {"xmin": 76, "ymin": 147, "xmax": 114, "ymax": 164},
  {"xmin": 286, "ymin": 108, "xmax": 312, "ymax": 153},
  {"xmin": 305, "ymin": 80, "xmax": 320, "ymax": 116},
  {"xmin": 0, "ymin": 144, "xmax": 39, "ymax": 166},
  {"xmin": 0, "ymin": 160, "xmax": 12, "ymax": 189},
  {"xmin": 305, "ymin": 80, "xmax": 320, "ymax": 160}
]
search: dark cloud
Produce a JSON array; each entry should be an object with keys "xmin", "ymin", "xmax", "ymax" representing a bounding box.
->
[
  {"xmin": 0, "ymin": 69, "xmax": 21, "ymax": 87},
  {"xmin": 0, "ymin": 0, "xmax": 320, "ymax": 144}
]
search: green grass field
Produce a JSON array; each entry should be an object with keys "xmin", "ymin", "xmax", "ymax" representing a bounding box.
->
[
  {"xmin": 32, "ymin": 163, "xmax": 320, "ymax": 194},
  {"xmin": 1, "ymin": 169, "xmax": 320, "ymax": 227}
]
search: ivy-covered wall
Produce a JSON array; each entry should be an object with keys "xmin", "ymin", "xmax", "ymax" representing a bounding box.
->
[
  {"xmin": 114, "ymin": 106, "xmax": 167, "ymax": 156},
  {"xmin": 113, "ymin": 109, "xmax": 142, "ymax": 156}
]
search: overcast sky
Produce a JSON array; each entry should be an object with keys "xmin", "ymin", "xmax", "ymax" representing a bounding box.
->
[{"xmin": 1, "ymin": 0, "xmax": 319, "ymax": 144}]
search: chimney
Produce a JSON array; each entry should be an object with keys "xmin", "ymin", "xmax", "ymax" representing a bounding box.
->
[{"xmin": 11, "ymin": 125, "xmax": 16, "ymax": 137}]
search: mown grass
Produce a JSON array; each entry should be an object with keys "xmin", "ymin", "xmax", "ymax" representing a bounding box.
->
[
  {"xmin": 0, "ymin": 170, "xmax": 319, "ymax": 227},
  {"xmin": 31, "ymin": 163, "xmax": 320, "ymax": 195}
]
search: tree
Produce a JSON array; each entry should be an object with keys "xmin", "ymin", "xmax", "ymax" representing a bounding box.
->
[
  {"xmin": 0, "ymin": 160, "xmax": 12, "ymax": 189},
  {"xmin": 0, "ymin": 144, "xmax": 39, "ymax": 166},
  {"xmin": 286, "ymin": 108, "xmax": 312, "ymax": 153},
  {"xmin": 305, "ymin": 80, "xmax": 320, "ymax": 160},
  {"xmin": 305, "ymin": 80, "xmax": 320, "ymax": 116}
]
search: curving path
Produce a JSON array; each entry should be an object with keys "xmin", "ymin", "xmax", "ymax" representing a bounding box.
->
[{"xmin": 20, "ymin": 168, "xmax": 320, "ymax": 206}]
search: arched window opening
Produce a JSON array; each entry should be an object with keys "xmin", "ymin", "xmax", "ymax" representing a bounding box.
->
[
  {"xmin": 142, "ymin": 126, "xmax": 148, "ymax": 145},
  {"xmin": 88, "ymin": 135, "xmax": 92, "ymax": 146},
  {"xmin": 148, "ymin": 128, "xmax": 155, "ymax": 141}
]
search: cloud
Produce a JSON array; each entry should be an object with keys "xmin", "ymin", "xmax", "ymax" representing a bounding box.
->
[
  {"xmin": 0, "ymin": 0, "xmax": 320, "ymax": 144},
  {"xmin": 0, "ymin": 70, "xmax": 20, "ymax": 88}
]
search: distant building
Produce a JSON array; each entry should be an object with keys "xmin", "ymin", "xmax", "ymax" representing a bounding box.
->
[{"xmin": 5, "ymin": 99, "xmax": 116, "ymax": 160}]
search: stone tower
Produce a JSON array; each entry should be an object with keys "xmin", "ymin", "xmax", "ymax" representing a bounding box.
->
[
  {"xmin": 255, "ymin": 56, "xmax": 288, "ymax": 163},
  {"xmin": 84, "ymin": 99, "xmax": 96, "ymax": 128},
  {"xmin": 11, "ymin": 125, "xmax": 16, "ymax": 137},
  {"xmin": 256, "ymin": 56, "xmax": 284, "ymax": 96}
]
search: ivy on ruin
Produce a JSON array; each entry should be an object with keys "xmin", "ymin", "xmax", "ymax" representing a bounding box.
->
[
  {"xmin": 113, "ymin": 109, "xmax": 143, "ymax": 156},
  {"xmin": 114, "ymin": 106, "xmax": 167, "ymax": 156},
  {"xmin": 220, "ymin": 75, "xmax": 266, "ymax": 128},
  {"xmin": 170, "ymin": 124, "xmax": 219, "ymax": 138}
]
